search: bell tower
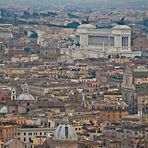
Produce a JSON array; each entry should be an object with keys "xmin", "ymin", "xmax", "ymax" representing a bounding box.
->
[
  {"xmin": 11, "ymin": 87, "xmax": 16, "ymax": 100},
  {"xmin": 123, "ymin": 66, "xmax": 133, "ymax": 86},
  {"xmin": 122, "ymin": 67, "xmax": 137, "ymax": 114}
]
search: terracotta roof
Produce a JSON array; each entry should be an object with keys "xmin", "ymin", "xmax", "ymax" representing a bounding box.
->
[
  {"xmin": 35, "ymin": 100, "xmax": 64, "ymax": 108},
  {"xmin": 133, "ymin": 72, "xmax": 148, "ymax": 78}
]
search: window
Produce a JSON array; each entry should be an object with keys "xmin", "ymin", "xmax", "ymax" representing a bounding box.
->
[
  {"xmin": 24, "ymin": 138, "xmax": 26, "ymax": 141},
  {"xmin": 29, "ymin": 137, "xmax": 32, "ymax": 142},
  {"xmin": 88, "ymin": 35, "xmax": 109, "ymax": 46},
  {"xmin": 110, "ymin": 37, "xmax": 114, "ymax": 46},
  {"xmin": 24, "ymin": 133, "xmax": 26, "ymax": 136},
  {"xmin": 75, "ymin": 35, "xmax": 80, "ymax": 46},
  {"xmin": 18, "ymin": 132, "xmax": 20, "ymax": 135},
  {"xmin": 40, "ymin": 132, "xmax": 42, "ymax": 135},
  {"xmin": 12, "ymin": 96, "xmax": 15, "ymax": 100},
  {"xmin": 65, "ymin": 126, "xmax": 68, "ymax": 139},
  {"xmin": 28, "ymin": 133, "xmax": 32, "ymax": 136},
  {"xmin": 122, "ymin": 37, "xmax": 128, "ymax": 47},
  {"xmin": 48, "ymin": 122, "xmax": 50, "ymax": 127}
]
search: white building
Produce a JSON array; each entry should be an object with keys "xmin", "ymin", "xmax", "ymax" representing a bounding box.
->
[
  {"xmin": 29, "ymin": 54, "xmax": 39, "ymax": 62},
  {"xmin": 36, "ymin": 30, "xmax": 46, "ymax": 46},
  {"xmin": 15, "ymin": 127, "xmax": 55, "ymax": 147},
  {"xmin": 11, "ymin": 54, "xmax": 39, "ymax": 63},
  {"xmin": 11, "ymin": 56, "xmax": 20, "ymax": 63},
  {"xmin": 61, "ymin": 24, "xmax": 141, "ymax": 60}
]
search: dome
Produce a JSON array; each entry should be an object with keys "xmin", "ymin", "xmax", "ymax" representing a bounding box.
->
[
  {"xmin": 78, "ymin": 24, "xmax": 96, "ymax": 29},
  {"xmin": 17, "ymin": 93, "xmax": 35, "ymax": 101},
  {"xmin": 53, "ymin": 124, "xmax": 78, "ymax": 141},
  {"xmin": 0, "ymin": 106, "xmax": 8, "ymax": 114},
  {"xmin": 113, "ymin": 25, "xmax": 131, "ymax": 30}
]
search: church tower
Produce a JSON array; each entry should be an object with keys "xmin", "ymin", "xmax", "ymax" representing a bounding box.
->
[
  {"xmin": 122, "ymin": 66, "xmax": 133, "ymax": 86},
  {"xmin": 11, "ymin": 87, "xmax": 16, "ymax": 100},
  {"xmin": 122, "ymin": 67, "xmax": 137, "ymax": 114}
]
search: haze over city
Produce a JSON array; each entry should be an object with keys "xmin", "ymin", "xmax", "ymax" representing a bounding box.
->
[{"xmin": 0, "ymin": 0, "xmax": 148, "ymax": 9}]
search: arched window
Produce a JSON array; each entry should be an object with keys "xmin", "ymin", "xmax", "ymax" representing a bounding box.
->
[{"xmin": 65, "ymin": 126, "xmax": 68, "ymax": 139}]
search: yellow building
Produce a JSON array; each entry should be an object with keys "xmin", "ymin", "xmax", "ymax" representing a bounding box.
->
[
  {"xmin": 31, "ymin": 137, "xmax": 47, "ymax": 148},
  {"xmin": 0, "ymin": 125, "xmax": 17, "ymax": 143},
  {"xmin": 91, "ymin": 100, "xmax": 128, "ymax": 123},
  {"xmin": 0, "ymin": 140, "xmax": 4, "ymax": 148},
  {"xmin": 0, "ymin": 116, "xmax": 32, "ymax": 126}
]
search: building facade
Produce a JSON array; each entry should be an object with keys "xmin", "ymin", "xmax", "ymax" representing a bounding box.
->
[
  {"xmin": 122, "ymin": 66, "xmax": 148, "ymax": 115},
  {"xmin": 16, "ymin": 127, "xmax": 55, "ymax": 148},
  {"xmin": 0, "ymin": 125, "xmax": 17, "ymax": 143},
  {"xmin": 61, "ymin": 24, "xmax": 141, "ymax": 61},
  {"xmin": 77, "ymin": 24, "xmax": 131, "ymax": 51}
]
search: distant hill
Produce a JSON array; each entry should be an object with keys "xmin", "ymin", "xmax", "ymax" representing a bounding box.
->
[{"xmin": 0, "ymin": 0, "xmax": 147, "ymax": 9}]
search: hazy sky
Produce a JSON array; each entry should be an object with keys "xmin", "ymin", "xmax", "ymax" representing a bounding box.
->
[{"xmin": 0, "ymin": 0, "xmax": 147, "ymax": 9}]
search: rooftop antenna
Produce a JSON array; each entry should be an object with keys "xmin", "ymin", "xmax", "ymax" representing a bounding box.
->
[
  {"xmin": 81, "ymin": 93, "xmax": 87, "ymax": 108},
  {"xmin": 81, "ymin": 92, "xmax": 91, "ymax": 109}
]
